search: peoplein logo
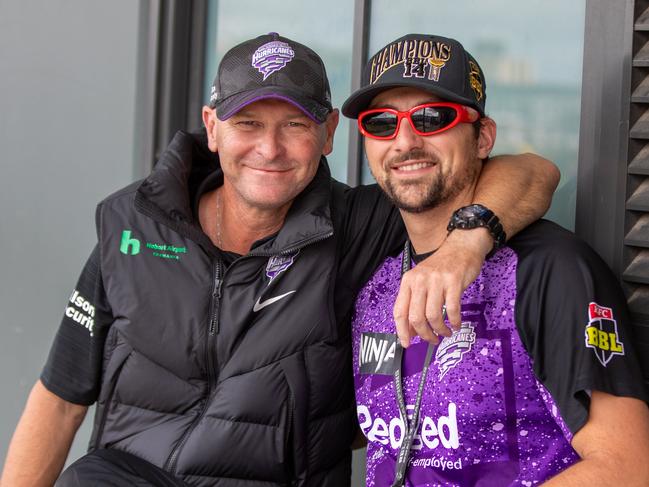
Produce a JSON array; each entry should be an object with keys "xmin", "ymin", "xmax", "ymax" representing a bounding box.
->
[
  {"xmin": 585, "ymin": 302, "xmax": 624, "ymax": 366},
  {"xmin": 435, "ymin": 321, "xmax": 476, "ymax": 380},
  {"xmin": 120, "ymin": 230, "xmax": 141, "ymax": 255},
  {"xmin": 359, "ymin": 332, "xmax": 398, "ymax": 375},
  {"xmin": 357, "ymin": 402, "xmax": 460, "ymax": 451}
]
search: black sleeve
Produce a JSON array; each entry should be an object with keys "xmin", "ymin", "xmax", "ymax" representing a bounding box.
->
[
  {"xmin": 40, "ymin": 245, "xmax": 113, "ymax": 405},
  {"xmin": 511, "ymin": 220, "xmax": 649, "ymax": 435},
  {"xmin": 335, "ymin": 183, "xmax": 406, "ymax": 292}
]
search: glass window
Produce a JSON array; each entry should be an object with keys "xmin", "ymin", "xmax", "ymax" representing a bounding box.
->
[
  {"xmin": 365, "ymin": 0, "xmax": 586, "ymax": 230},
  {"xmin": 204, "ymin": 0, "xmax": 354, "ymax": 182}
]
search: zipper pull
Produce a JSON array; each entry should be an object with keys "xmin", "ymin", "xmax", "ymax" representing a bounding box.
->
[{"xmin": 215, "ymin": 278, "xmax": 222, "ymax": 299}]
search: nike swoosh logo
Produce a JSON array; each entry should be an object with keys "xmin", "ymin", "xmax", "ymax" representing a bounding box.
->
[{"xmin": 253, "ymin": 290, "xmax": 296, "ymax": 312}]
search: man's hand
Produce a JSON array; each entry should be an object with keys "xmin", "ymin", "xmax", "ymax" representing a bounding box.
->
[{"xmin": 393, "ymin": 227, "xmax": 492, "ymax": 347}]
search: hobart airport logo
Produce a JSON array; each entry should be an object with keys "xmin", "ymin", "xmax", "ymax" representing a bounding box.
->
[
  {"xmin": 584, "ymin": 302, "xmax": 624, "ymax": 367},
  {"xmin": 120, "ymin": 230, "xmax": 187, "ymax": 261}
]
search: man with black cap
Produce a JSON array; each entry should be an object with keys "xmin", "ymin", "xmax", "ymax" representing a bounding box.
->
[
  {"xmin": 2, "ymin": 33, "xmax": 558, "ymax": 486},
  {"xmin": 346, "ymin": 34, "xmax": 649, "ymax": 486}
]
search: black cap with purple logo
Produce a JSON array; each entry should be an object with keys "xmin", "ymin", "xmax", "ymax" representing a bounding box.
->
[
  {"xmin": 342, "ymin": 34, "xmax": 487, "ymax": 118},
  {"xmin": 209, "ymin": 32, "xmax": 333, "ymax": 123}
]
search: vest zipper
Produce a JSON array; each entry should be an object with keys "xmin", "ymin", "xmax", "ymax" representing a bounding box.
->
[
  {"xmin": 209, "ymin": 259, "xmax": 223, "ymax": 335},
  {"xmin": 164, "ymin": 258, "xmax": 222, "ymax": 475},
  {"xmin": 162, "ymin": 233, "xmax": 333, "ymax": 477}
]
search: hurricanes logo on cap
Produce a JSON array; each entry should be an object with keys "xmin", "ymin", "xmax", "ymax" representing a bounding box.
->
[
  {"xmin": 468, "ymin": 61, "xmax": 484, "ymax": 102},
  {"xmin": 252, "ymin": 41, "xmax": 295, "ymax": 80}
]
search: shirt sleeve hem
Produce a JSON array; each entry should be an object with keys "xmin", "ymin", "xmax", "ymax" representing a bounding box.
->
[{"xmin": 40, "ymin": 373, "xmax": 96, "ymax": 406}]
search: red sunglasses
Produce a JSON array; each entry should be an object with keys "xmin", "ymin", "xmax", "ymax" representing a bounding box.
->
[{"xmin": 357, "ymin": 102, "xmax": 479, "ymax": 140}]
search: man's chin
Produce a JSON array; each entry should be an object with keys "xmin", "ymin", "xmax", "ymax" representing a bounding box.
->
[{"xmin": 388, "ymin": 193, "xmax": 440, "ymax": 214}]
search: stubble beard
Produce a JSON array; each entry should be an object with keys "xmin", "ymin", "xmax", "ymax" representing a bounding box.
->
[{"xmin": 377, "ymin": 148, "xmax": 479, "ymax": 214}]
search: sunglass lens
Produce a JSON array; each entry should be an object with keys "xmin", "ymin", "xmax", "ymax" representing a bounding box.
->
[
  {"xmin": 360, "ymin": 112, "xmax": 398, "ymax": 138},
  {"xmin": 412, "ymin": 106, "xmax": 458, "ymax": 134}
]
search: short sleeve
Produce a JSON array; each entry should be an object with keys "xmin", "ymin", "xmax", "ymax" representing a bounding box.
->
[
  {"xmin": 511, "ymin": 220, "xmax": 649, "ymax": 435},
  {"xmin": 335, "ymin": 183, "xmax": 406, "ymax": 293},
  {"xmin": 40, "ymin": 245, "xmax": 113, "ymax": 405}
]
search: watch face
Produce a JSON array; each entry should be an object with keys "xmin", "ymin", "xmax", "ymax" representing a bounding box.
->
[
  {"xmin": 449, "ymin": 204, "xmax": 505, "ymax": 250},
  {"xmin": 457, "ymin": 204, "xmax": 488, "ymax": 220}
]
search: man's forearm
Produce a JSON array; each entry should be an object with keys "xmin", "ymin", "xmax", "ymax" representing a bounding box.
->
[
  {"xmin": 1, "ymin": 380, "xmax": 87, "ymax": 487},
  {"xmin": 474, "ymin": 153, "xmax": 560, "ymax": 238},
  {"xmin": 542, "ymin": 393, "xmax": 649, "ymax": 487},
  {"xmin": 543, "ymin": 456, "xmax": 649, "ymax": 487},
  {"xmin": 543, "ymin": 461, "xmax": 620, "ymax": 486}
]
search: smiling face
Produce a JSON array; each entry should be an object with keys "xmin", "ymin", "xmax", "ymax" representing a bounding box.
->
[
  {"xmin": 203, "ymin": 98, "xmax": 338, "ymax": 213},
  {"xmin": 363, "ymin": 87, "xmax": 492, "ymax": 213}
]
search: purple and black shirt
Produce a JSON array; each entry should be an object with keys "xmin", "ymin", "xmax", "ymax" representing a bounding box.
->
[{"xmin": 352, "ymin": 220, "xmax": 648, "ymax": 486}]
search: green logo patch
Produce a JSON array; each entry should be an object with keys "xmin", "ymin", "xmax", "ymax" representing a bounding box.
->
[{"xmin": 120, "ymin": 230, "xmax": 187, "ymax": 261}]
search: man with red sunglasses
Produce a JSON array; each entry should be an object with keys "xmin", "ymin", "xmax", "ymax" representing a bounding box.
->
[{"xmin": 345, "ymin": 34, "xmax": 649, "ymax": 486}]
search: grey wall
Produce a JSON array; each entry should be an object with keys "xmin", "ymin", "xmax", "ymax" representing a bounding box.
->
[{"xmin": 0, "ymin": 0, "xmax": 140, "ymax": 469}]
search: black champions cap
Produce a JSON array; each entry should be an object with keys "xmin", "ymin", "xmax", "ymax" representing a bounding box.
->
[
  {"xmin": 342, "ymin": 34, "xmax": 486, "ymax": 118},
  {"xmin": 209, "ymin": 32, "xmax": 333, "ymax": 123}
]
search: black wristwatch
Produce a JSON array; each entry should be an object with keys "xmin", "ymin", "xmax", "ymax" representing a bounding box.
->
[{"xmin": 447, "ymin": 204, "xmax": 506, "ymax": 252}]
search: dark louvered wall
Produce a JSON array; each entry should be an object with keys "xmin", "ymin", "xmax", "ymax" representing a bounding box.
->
[{"xmin": 625, "ymin": 0, "xmax": 649, "ymax": 382}]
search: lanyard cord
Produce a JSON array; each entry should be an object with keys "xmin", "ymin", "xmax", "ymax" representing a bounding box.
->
[{"xmin": 391, "ymin": 240, "xmax": 435, "ymax": 487}]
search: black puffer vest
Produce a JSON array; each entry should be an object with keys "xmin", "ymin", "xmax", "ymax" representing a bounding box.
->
[{"xmin": 88, "ymin": 131, "xmax": 359, "ymax": 486}]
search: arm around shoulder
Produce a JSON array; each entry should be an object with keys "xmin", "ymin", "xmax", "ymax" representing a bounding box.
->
[
  {"xmin": 475, "ymin": 153, "xmax": 560, "ymax": 237},
  {"xmin": 543, "ymin": 391, "xmax": 649, "ymax": 486},
  {"xmin": 1, "ymin": 380, "xmax": 88, "ymax": 487}
]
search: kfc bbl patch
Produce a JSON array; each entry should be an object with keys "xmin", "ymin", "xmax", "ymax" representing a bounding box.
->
[
  {"xmin": 435, "ymin": 321, "xmax": 476, "ymax": 380},
  {"xmin": 584, "ymin": 302, "xmax": 624, "ymax": 366},
  {"xmin": 359, "ymin": 332, "xmax": 398, "ymax": 375},
  {"xmin": 266, "ymin": 250, "xmax": 299, "ymax": 284}
]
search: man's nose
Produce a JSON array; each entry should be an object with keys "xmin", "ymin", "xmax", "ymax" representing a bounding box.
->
[
  {"xmin": 256, "ymin": 128, "xmax": 285, "ymax": 160},
  {"xmin": 393, "ymin": 117, "xmax": 424, "ymax": 151}
]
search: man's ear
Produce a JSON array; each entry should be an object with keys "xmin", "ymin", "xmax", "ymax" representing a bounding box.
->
[
  {"xmin": 477, "ymin": 117, "xmax": 496, "ymax": 159},
  {"xmin": 202, "ymin": 106, "xmax": 219, "ymax": 153},
  {"xmin": 321, "ymin": 109, "xmax": 340, "ymax": 156}
]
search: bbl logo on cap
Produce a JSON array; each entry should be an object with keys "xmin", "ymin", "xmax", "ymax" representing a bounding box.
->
[
  {"xmin": 584, "ymin": 302, "xmax": 625, "ymax": 367},
  {"xmin": 252, "ymin": 40, "xmax": 295, "ymax": 80},
  {"xmin": 468, "ymin": 60, "xmax": 484, "ymax": 102}
]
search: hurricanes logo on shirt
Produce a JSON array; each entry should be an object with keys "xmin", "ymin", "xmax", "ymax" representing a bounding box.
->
[
  {"xmin": 435, "ymin": 322, "xmax": 476, "ymax": 380},
  {"xmin": 584, "ymin": 302, "xmax": 624, "ymax": 366}
]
